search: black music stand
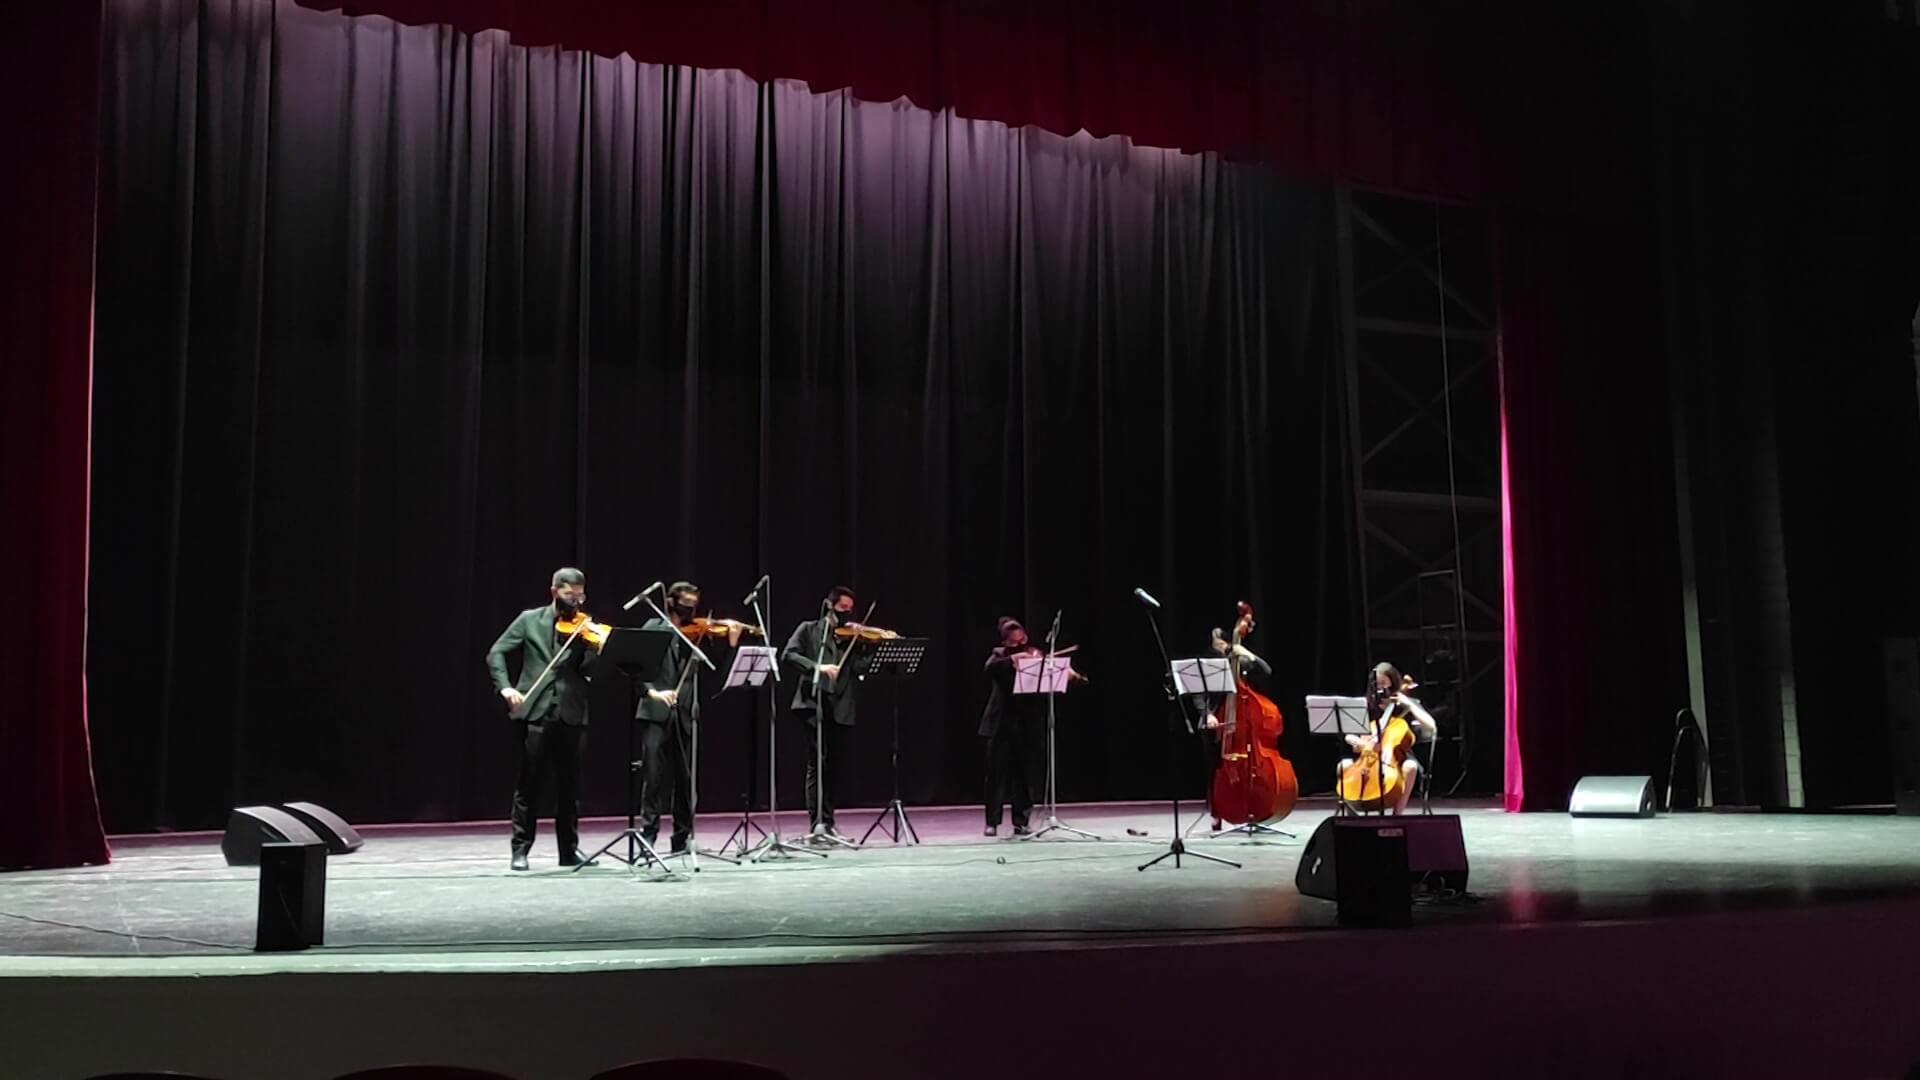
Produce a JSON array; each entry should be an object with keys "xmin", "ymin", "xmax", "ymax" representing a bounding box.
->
[
  {"xmin": 576, "ymin": 628, "xmax": 677, "ymax": 874},
  {"xmin": 1019, "ymin": 650, "xmax": 1098, "ymax": 841},
  {"xmin": 1307, "ymin": 694, "xmax": 1375, "ymax": 816},
  {"xmin": 858, "ymin": 637, "xmax": 931, "ymax": 846},
  {"xmin": 1141, "ymin": 656, "xmax": 1240, "ymax": 871}
]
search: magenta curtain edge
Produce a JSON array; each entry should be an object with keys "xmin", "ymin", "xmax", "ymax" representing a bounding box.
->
[
  {"xmin": 1499, "ymin": 348, "xmax": 1525, "ymax": 814},
  {"xmin": 0, "ymin": 1, "xmax": 112, "ymax": 870}
]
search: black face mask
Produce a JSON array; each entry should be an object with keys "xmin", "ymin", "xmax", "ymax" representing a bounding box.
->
[
  {"xmin": 673, "ymin": 603, "xmax": 697, "ymax": 622},
  {"xmin": 555, "ymin": 596, "xmax": 580, "ymax": 616}
]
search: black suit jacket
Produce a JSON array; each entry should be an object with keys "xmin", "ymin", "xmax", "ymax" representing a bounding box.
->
[
  {"xmin": 633, "ymin": 617, "xmax": 732, "ymax": 725},
  {"xmin": 781, "ymin": 616, "xmax": 865, "ymax": 726},
  {"xmin": 978, "ymin": 646, "xmax": 1046, "ymax": 737},
  {"xmin": 486, "ymin": 605, "xmax": 596, "ymax": 725}
]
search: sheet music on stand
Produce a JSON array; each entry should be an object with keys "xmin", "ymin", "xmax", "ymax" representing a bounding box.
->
[
  {"xmin": 1013, "ymin": 655, "xmax": 1075, "ymax": 695},
  {"xmin": 866, "ymin": 638, "xmax": 929, "ymax": 678},
  {"xmin": 1305, "ymin": 695, "xmax": 1372, "ymax": 736},
  {"xmin": 721, "ymin": 645, "xmax": 777, "ymax": 691},
  {"xmin": 1170, "ymin": 657, "xmax": 1233, "ymax": 697}
]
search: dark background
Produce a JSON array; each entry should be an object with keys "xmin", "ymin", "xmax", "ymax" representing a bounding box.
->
[
  {"xmin": 11, "ymin": 0, "xmax": 1920, "ymax": 860},
  {"xmin": 88, "ymin": 0, "xmax": 1363, "ymax": 830}
]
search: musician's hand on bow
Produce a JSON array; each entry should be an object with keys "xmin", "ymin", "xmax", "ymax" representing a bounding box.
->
[
  {"xmin": 501, "ymin": 687, "xmax": 526, "ymax": 712},
  {"xmin": 1204, "ymin": 713, "xmax": 1222, "ymax": 730},
  {"xmin": 727, "ymin": 622, "xmax": 744, "ymax": 647},
  {"xmin": 649, "ymin": 688, "xmax": 678, "ymax": 707},
  {"xmin": 1210, "ymin": 631, "xmax": 1230, "ymax": 656},
  {"xmin": 820, "ymin": 663, "xmax": 841, "ymax": 683}
]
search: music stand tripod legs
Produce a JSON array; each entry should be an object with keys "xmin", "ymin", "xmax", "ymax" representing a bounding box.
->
[
  {"xmin": 576, "ymin": 706, "xmax": 675, "ymax": 877},
  {"xmin": 1027, "ymin": 690, "xmax": 1097, "ymax": 841},
  {"xmin": 860, "ymin": 694, "xmax": 920, "ymax": 845}
]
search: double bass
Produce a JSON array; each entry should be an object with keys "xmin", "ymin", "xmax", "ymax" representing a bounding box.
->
[{"xmin": 1208, "ymin": 601, "xmax": 1300, "ymax": 826}]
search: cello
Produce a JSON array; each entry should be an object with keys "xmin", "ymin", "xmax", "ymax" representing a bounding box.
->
[
  {"xmin": 1338, "ymin": 673, "xmax": 1419, "ymax": 811},
  {"xmin": 1208, "ymin": 601, "xmax": 1300, "ymax": 826}
]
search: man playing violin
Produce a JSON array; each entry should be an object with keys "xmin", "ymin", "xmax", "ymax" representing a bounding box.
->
[
  {"xmin": 635, "ymin": 580, "xmax": 743, "ymax": 854},
  {"xmin": 486, "ymin": 567, "xmax": 598, "ymax": 872},
  {"xmin": 1341, "ymin": 662, "xmax": 1440, "ymax": 815},
  {"xmin": 781, "ymin": 585, "xmax": 868, "ymax": 843}
]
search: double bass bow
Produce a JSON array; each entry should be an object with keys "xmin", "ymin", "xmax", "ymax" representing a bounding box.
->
[{"xmin": 1207, "ymin": 601, "xmax": 1300, "ymax": 827}]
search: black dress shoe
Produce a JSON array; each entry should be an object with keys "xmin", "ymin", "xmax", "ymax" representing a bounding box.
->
[
  {"xmin": 560, "ymin": 848, "xmax": 594, "ymax": 867},
  {"xmin": 510, "ymin": 852, "xmax": 530, "ymax": 872},
  {"xmin": 984, "ymin": 825, "xmax": 998, "ymax": 837},
  {"xmin": 1012, "ymin": 825, "xmax": 1032, "ymax": 836}
]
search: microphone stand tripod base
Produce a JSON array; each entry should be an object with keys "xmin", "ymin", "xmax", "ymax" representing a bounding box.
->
[
  {"xmin": 1026, "ymin": 814, "xmax": 1099, "ymax": 841},
  {"xmin": 1138, "ymin": 834, "xmax": 1240, "ymax": 871}
]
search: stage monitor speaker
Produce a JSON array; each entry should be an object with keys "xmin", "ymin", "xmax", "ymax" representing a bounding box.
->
[
  {"xmin": 256, "ymin": 841, "xmax": 326, "ymax": 951},
  {"xmin": 1883, "ymin": 638, "xmax": 1920, "ymax": 815},
  {"xmin": 278, "ymin": 801, "xmax": 363, "ymax": 855},
  {"xmin": 222, "ymin": 805, "xmax": 323, "ymax": 866},
  {"xmin": 1295, "ymin": 816, "xmax": 1466, "ymax": 926},
  {"xmin": 1568, "ymin": 775, "xmax": 1655, "ymax": 818}
]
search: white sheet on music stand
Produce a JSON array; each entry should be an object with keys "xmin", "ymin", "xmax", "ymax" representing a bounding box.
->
[
  {"xmin": 723, "ymin": 645, "xmax": 778, "ymax": 690},
  {"xmin": 1306, "ymin": 694, "xmax": 1371, "ymax": 735},
  {"xmin": 1013, "ymin": 655, "xmax": 1074, "ymax": 695},
  {"xmin": 1170, "ymin": 657, "xmax": 1232, "ymax": 696}
]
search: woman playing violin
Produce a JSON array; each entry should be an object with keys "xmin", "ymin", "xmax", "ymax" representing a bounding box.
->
[
  {"xmin": 978, "ymin": 617, "xmax": 1087, "ymax": 836},
  {"xmin": 1341, "ymin": 661, "xmax": 1440, "ymax": 815}
]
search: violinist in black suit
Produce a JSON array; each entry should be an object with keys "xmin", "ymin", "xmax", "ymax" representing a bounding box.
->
[
  {"xmin": 634, "ymin": 580, "xmax": 742, "ymax": 854},
  {"xmin": 486, "ymin": 567, "xmax": 598, "ymax": 871},
  {"xmin": 980, "ymin": 617, "xmax": 1048, "ymax": 837},
  {"xmin": 780, "ymin": 585, "xmax": 868, "ymax": 841}
]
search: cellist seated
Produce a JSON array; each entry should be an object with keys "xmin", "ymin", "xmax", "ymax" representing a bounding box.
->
[{"xmin": 1337, "ymin": 662, "xmax": 1439, "ymax": 815}]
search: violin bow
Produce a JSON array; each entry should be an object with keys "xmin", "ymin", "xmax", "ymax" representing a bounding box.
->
[{"xmin": 514, "ymin": 620, "xmax": 589, "ymax": 718}]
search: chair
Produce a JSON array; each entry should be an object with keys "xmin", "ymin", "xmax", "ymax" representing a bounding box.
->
[
  {"xmin": 332, "ymin": 1060, "xmax": 522, "ymax": 1068},
  {"xmin": 590, "ymin": 1060, "xmax": 789, "ymax": 1080}
]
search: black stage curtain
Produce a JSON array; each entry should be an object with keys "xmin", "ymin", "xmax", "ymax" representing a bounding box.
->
[{"xmin": 90, "ymin": 0, "xmax": 1357, "ymax": 831}]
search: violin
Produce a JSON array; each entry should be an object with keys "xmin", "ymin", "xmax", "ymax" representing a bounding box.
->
[
  {"xmin": 1338, "ymin": 673, "xmax": 1419, "ymax": 810},
  {"xmin": 554, "ymin": 611, "xmax": 613, "ymax": 650},
  {"xmin": 683, "ymin": 616, "xmax": 763, "ymax": 642},
  {"xmin": 508, "ymin": 610, "xmax": 608, "ymax": 720},
  {"xmin": 832, "ymin": 622, "xmax": 900, "ymax": 643},
  {"xmin": 1207, "ymin": 601, "xmax": 1299, "ymax": 827}
]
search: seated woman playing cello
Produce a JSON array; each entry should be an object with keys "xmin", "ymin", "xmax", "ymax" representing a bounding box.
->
[{"xmin": 1338, "ymin": 662, "xmax": 1439, "ymax": 815}]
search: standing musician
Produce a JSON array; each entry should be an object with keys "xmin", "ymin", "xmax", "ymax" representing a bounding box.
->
[
  {"xmin": 1195, "ymin": 608, "xmax": 1275, "ymax": 831},
  {"xmin": 635, "ymin": 581, "xmax": 743, "ymax": 855},
  {"xmin": 781, "ymin": 586, "xmax": 870, "ymax": 843},
  {"xmin": 979, "ymin": 617, "xmax": 1047, "ymax": 837},
  {"xmin": 486, "ymin": 568, "xmax": 602, "ymax": 871},
  {"xmin": 1340, "ymin": 661, "xmax": 1440, "ymax": 815}
]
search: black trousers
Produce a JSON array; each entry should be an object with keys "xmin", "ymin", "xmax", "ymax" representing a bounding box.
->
[
  {"xmin": 984, "ymin": 708, "xmax": 1046, "ymax": 828},
  {"xmin": 638, "ymin": 715, "xmax": 694, "ymax": 848},
  {"xmin": 800, "ymin": 712, "xmax": 854, "ymax": 830},
  {"xmin": 510, "ymin": 719, "xmax": 585, "ymax": 856}
]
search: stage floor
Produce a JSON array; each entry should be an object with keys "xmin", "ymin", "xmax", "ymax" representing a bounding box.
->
[{"xmin": 6, "ymin": 798, "xmax": 1920, "ymax": 971}]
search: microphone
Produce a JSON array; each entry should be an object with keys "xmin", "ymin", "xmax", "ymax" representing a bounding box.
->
[
  {"xmin": 622, "ymin": 581, "xmax": 664, "ymax": 611},
  {"xmin": 742, "ymin": 573, "xmax": 770, "ymax": 606},
  {"xmin": 1133, "ymin": 587, "xmax": 1161, "ymax": 609}
]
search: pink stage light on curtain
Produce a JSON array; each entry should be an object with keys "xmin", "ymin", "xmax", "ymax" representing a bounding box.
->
[{"xmin": 1499, "ymin": 346, "xmax": 1524, "ymax": 814}]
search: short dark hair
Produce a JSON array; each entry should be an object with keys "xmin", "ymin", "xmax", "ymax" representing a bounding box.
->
[
  {"xmin": 996, "ymin": 616, "xmax": 1023, "ymax": 638},
  {"xmin": 827, "ymin": 585, "xmax": 857, "ymax": 606},
  {"xmin": 668, "ymin": 580, "xmax": 700, "ymax": 602},
  {"xmin": 552, "ymin": 567, "xmax": 585, "ymax": 588}
]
